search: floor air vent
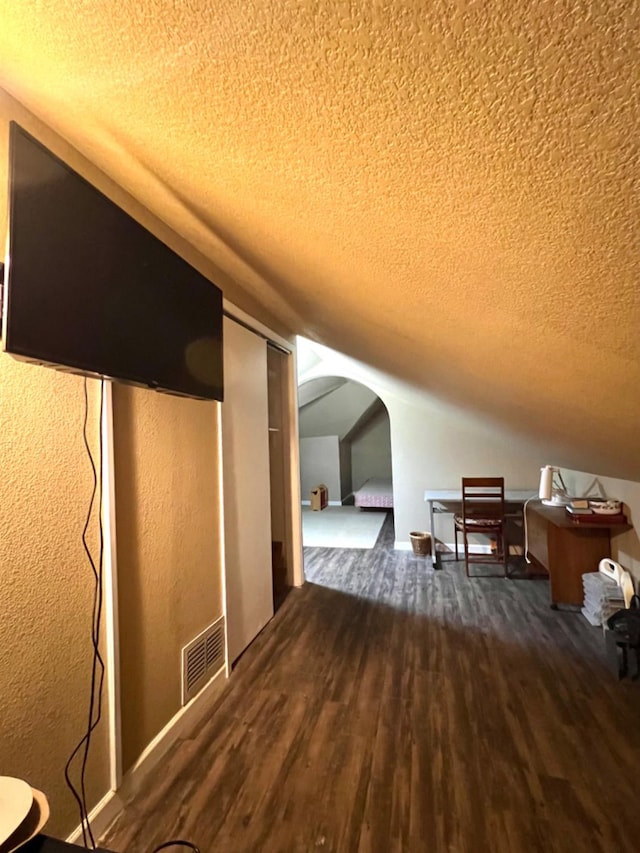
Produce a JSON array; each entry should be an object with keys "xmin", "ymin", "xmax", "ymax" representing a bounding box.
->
[{"xmin": 181, "ymin": 616, "xmax": 226, "ymax": 705}]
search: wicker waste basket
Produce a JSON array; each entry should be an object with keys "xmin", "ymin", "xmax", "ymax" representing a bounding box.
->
[{"xmin": 410, "ymin": 531, "xmax": 431, "ymax": 556}]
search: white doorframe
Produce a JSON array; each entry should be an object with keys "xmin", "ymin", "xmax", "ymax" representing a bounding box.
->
[
  {"xmin": 286, "ymin": 347, "xmax": 304, "ymax": 586},
  {"xmin": 215, "ymin": 401, "xmax": 231, "ymax": 677},
  {"xmin": 101, "ymin": 379, "xmax": 122, "ymax": 790}
]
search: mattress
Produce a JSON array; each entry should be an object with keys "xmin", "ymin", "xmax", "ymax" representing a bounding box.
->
[{"xmin": 354, "ymin": 477, "xmax": 393, "ymax": 508}]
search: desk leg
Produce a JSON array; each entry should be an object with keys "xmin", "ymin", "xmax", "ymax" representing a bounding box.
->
[{"xmin": 428, "ymin": 501, "xmax": 440, "ymax": 569}]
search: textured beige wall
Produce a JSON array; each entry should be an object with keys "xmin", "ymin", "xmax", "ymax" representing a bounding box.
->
[
  {"xmin": 113, "ymin": 383, "xmax": 221, "ymax": 773},
  {"xmin": 0, "ymin": 93, "xmax": 110, "ymax": 840},
  {"xmin": 0, "ymin": 89, "xmax": 226, "ymax": 826},
  {"xmin": 0, "ymin": 358, "xmax": 109, "ymax": 838}
]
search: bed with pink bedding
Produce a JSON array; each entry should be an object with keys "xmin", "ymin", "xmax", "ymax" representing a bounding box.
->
[{"xmin": 354, "ymin": 477, "xmax": 394, "ymax": 509}]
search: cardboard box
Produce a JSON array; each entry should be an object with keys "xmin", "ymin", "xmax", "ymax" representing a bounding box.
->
[{"xmin": 310, "ymin": 484, "xmax": 328, "ymax": 511}]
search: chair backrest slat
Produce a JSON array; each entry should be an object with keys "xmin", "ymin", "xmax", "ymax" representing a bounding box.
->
[{"xmin": 461, "ymin": 476, "xmax": 505, "ymax": 518}]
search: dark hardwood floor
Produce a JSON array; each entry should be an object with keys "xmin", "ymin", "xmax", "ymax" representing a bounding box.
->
[{"xmin": 103, "ymin": 513, "xmax": 640, "ymax": 852}]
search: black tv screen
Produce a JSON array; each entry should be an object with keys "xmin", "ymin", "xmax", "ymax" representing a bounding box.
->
[{"xmin": 3, "ymin": 122, "xmax": 223, "ymax": 401}]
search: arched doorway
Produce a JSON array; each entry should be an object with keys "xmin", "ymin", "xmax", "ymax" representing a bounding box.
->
[{"xmin": 298, "ymin": 375, "xmax": 394, "ymax": 549}]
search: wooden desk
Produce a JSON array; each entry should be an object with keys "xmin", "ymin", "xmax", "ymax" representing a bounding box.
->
[{"xmin": 526, "ymin": 503, "xmax": 630, "ymax": 607}]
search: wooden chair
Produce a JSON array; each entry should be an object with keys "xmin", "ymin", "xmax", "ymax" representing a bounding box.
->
[{"xmin": 454, "ymin": 477, "xmax": 508, "ymax": 577}]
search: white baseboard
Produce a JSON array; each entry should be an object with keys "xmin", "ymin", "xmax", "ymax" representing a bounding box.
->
[
  {"xmin": 394, "ymin": 541, "xmax": 496, "ymax": 555},
  {"xmin": 301, "ymin": 500, "xmax": 342, "ymax": 507},
  {"xmin": 454, "ymin": 543, "xmax": 493, "ymax": 555},
  {"xmin": 66, "ymin": 789, "xmax": 121, "ymax": 848},
  {"xmin": 439, "ymin": 543, "xmax": 523, "ymax": 556},
  {"xmin": 67, "ymin": 666, "xmax": 227, "ymax": 845}
]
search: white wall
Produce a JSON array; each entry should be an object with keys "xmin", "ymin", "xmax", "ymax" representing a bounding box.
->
[
  {"xmin": 564, "ymin": 469, "xmax": 640, "ymax": 583},
  {"xmin": 299, "ymin": 435, "xmax": 341, "ymax": 503},
  {"xmin": 351, "ymin": 409, "xmax": 392, "ymax": 490},
  {"xmin": 298, "ymin": 339, "xmax": 546, "ymax": 548},
  {"xmin": 339, "ymin": 440, "xmax": 353, "ymax": 500}
]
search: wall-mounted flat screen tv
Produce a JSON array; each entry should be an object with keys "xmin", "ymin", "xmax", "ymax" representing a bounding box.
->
[{"xmin": 2, "ymin": 122, "xmax": 223, "ymax": 401}]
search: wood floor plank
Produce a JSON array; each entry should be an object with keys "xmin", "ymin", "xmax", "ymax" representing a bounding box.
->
[{"xmin": 102, "ymin": 513, "xmax": 640, "ymax": 852}]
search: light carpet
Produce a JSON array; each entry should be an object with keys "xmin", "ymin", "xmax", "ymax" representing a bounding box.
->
[{"xmin": 302, "ymin": 506, "xmax": 387, "ymax": 549}]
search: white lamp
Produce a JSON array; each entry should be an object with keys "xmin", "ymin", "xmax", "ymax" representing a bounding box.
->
[{"xmin": 538, "ymin": 465, "xmax": 570, "ymax": 506}]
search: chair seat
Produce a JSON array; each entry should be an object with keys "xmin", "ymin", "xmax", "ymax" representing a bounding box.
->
[{"xmin": 454, "ymin": 514, "xmax": 502, "ymax": 528}]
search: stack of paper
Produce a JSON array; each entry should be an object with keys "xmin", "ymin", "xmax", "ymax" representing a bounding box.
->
[{"xmin": 581, "ymin": 572, "xmax": 625, "ymax": 626}]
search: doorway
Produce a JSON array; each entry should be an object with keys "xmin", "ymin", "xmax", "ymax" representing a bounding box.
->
[
  {"xmin": 298, "ymin": 376, "xmax": 394, "ymax": 549},
  {"xmin": 222, "ymin": 313, "xmax": 302, "ymax": 666}
]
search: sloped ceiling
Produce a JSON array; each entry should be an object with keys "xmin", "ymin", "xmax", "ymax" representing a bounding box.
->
[
  {"xmin": 299, "ymin": 378, "xmax": 380, "ymax": 439},
  {"xmin": 298, "ymin": 376, "xmax": 347, "ymax": 409},
  {"xmin": 0, "ymin": 1, "xmax": 638, "ymax": 478}
]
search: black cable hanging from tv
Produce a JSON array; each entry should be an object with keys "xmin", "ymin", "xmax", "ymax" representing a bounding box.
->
[
  {"xmin": 61, "ymin": 379, "xmax": 202, "ymax": 853},
  {"xmin": 63, "ymin": 378, "xmax": 105, "ymax": 849}
]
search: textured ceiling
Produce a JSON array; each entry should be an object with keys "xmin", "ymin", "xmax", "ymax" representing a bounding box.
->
[{"xmin": 0, "ymin": 0, "xmax": 638, "ymax": 478}]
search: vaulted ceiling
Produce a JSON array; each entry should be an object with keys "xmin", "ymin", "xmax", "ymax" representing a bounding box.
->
[{"xmin": 0, "ymin": 1, "xmax": 638, "ymax": 478}]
